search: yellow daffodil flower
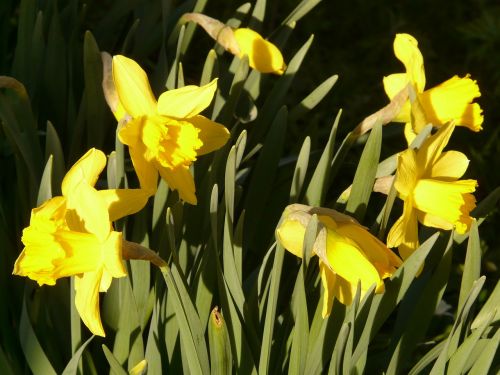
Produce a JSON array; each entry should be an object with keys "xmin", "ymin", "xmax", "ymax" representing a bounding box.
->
[
  {"xmin": 13, "ymin": 148, "xmax": 149, "ymax": 336},
  {"xmin": 383, "ymin": 33, "xmax": 483, "ymax": 143},
  {"xmin": 182, "ymin": 13, "xmax": 286, "ymax": 74},
  {"xmin": 276, "ymin": 204, "xmax": 402, "ymax": 317},
  {"xmin": 387, "ymin": 123, "xmax": 477, "ymax": 260},
  {"xmin": 110, "ymin": 55, "xmax": 230, "ymax": 204}
]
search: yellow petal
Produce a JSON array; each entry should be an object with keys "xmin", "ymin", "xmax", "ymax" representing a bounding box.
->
[
  {"xmin": 101, "ymin": 52, "xmax": 128, "ymax": 121},
  {"xmin": 65, "ymin": 182, "xmax": 111, "ymax": 241},
  {"xmin": 416, "ymin": 122, "xmax": 455, "ymax": 174},
  {"xmin": 393, "ymin": 33, "xmax": 426, "ymax": 92},
  {"xmin": 157, "ymin": 79, "xmax": 218, "ymax": 119},
  {"xmin": 118, "ymin": 117, "xmax": 143, "ymax": 147},
  {"xmin": 419, "ymin": 75, "xmax": 483, "ymax": 131},
  {"xmin": 158, "ymin": 165, "xmax": 197, "ymax": 204},
  {"xmin": 275, "ymin": 219, "xmax": 306, "ymax": 259},
  {"xmin": 331, "ymin": 273, "xmax": 357, "ymax": 306},
  {"xmin": 325, "ymin": 228, "xmax": 383, "ymax": 293},
  {"xmin": 430, "ymin": 151, "xmax": 469, "ymax": 180},
  {"xmin": 416, "ymin": 211, "xmax": 453, "ymax": 231},
  {"xmin": 188, "ymin": 115, "xmax": 230, "ymax": 155},
  {"xmin": 74, "ymin": 270, "xmax": 106, "ymax": 336},
  {"xmin": 404, "ymin": 122, "xmax": 417, "ymax": 144},
  {"xmin": 112, "ymin": 55, "xmax": 157, "ymax": 117},
  {"xmin": 97, "ymin": 189, "xmax": 150, "ymax": 221},
  {"xmin": 128, "ymin": 141, "xmax": 159, "ymax": 194},
  {"xmin": 233, "ymin": 28, "xmax": 286, "ymax": 74},
  {"xmin": 394, "ymin": 148, "xmax": 418, "ymax": 199},
  {"xmin": 387, "ymin": 199, "xmax": 419, "ymax": 259},
  {"xmin": 335, "ymin": 222, "xmax": 402, "ymax": 275},
  {"xmin": 383, "ymin": 74, "xmax": 412, "ymax": 123},
  {"xmin": 62, "ymin": 148, "xmax": 106, "ymax": 197},
  {"xmin": 100, "ymin": 231, "xmax": 127, "ymax": 278},
  {"xmin": 413, "ymin": 178, "xmax": 476, "ymax": 234},
  {"xmin": 319, "ymin": 261, "xmax": 336, "ymax": 317}
]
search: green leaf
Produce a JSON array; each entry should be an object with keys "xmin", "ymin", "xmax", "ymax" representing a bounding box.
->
[
  {"xmin": 166, "ymin": 25, "xmax": 185, "ymax": 90},
  {"xmin": 37, "ymin": 155, "xmax": 53, "ymax": 205},
  {"xmin": 102, "ymin": 344, "xmax": 128, "ymax": 375},
  {"xmin": 208, "ymin": 307, "xmax": 233, "ymax": 375},
  {"xmin": 145, "ymin": 296, "xmax": 163, "ymax": 374},
  {"xmin": 467, "ymin": 329, "xmax": 500, "ymax": 374},
  {"xmin": 345, "ymin": 122, "xmax": 382, "ymax": 221},
  {"xmin": 471, "ymin": 280, "xmax": 500, "ymax": 329},
  {"xmin": 408, "ymin": 341, "xmax": 446, "ymax": 375},
  {"xmin": 281, "ymin": 0, "xmax": 323, "ymax": 25},
  {"xmin": 45, "ymin": 121, "xmax": 65, "ymax": 193},
  {"xmin": 289, "ymin": 74, "xmax": 338, "ymax": 122},
  {"xmin": 19, "ymin": 296, "xmax": 57, "ymax": 375},
  {"xmin": 328, "ymin": 323, "xmax": 350, "ymax": 375},
  {"xmin": 200, "ymin": 49, "xmax": 218, "ymax": 86},
  {"xmin": 61, "ymin": 336, "xmax": 94, "ymax": 375},
  {"xmin": 458, "ymin": 220, "xmax": 481, "ymax": 311},
  {"xmin": 258, "ymin": 243, "xmax": 285, "ymax": 375},
  {"xmin": 305, "ymin": 110, "xmax": 341, "ymax": 205},
  {"xmin": 290, "ymin": 136, "xmax": 310, "ymax": 202}
]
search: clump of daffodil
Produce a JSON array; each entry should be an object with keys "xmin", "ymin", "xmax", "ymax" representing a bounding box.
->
[
  {"xmin": 387, "ymin": 123, "xmax": 477, "ymax": 260},
  {"xmin": 182, "ymin": 12, "xmax": 286, "ymax": 75},
  {"xmin": 108, "ymin": 55, "xmax": 230, "ymax": 204},
  {"xmin": 276, "ymin": 204, "xmax": 402, "ymax": 317},
  {"xmin": 384, "ymin": 33, "xmax": 483, "ymax": 143},
  {"xmin": 13, "ymin": 148, "xmax": 153, "ymax": 336}
]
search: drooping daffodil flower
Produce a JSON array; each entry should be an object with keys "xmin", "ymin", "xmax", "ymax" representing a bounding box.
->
[
  {"xmin": 182, "ymin": 12, "xmax": 286, "ymax": 75},
  {"xmin": 387, "ymin": 123, "xmax": 477, "ymax": 260},
  {"xmin": 384, "ymin": 33, "xmax": 483, "ymax": 143},
  {"xmin": 109, "ymin": 55, "xmax": 230, "ymax": 204},
  {"xmin": 276, "ymin": 204, "xmax": 402, "ymax": 317},
  {"xmin": 13, "ymin": 148, "xmax": 150, "ymax": 336}
]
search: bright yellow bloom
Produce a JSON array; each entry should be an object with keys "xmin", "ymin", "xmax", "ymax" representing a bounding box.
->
[
  {"xmin": 182, "ymin": 13, "xmax": 286, "ymax": 75},
  {"xmin": 110, "ymin": 55, "xmax": 230, "ymax": 204},
  {"xmin": 13, "ymin": 149, "xmax": 149, "ymax": 336},
  {"xmin": 384, "ymin": 33, "xmax": 483, "ymax": 143},
  {"xmin": 276, "ymin": 204, "xmax": 402, "ymax": 317},
  {"xmin": 387, "ymin": 123, "xmax": 477, "ymax": 260}
]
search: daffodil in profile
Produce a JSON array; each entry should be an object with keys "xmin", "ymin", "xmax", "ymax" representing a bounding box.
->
[
  {"xmin": 182, "ymin": 13, "xmax": 286, "ymax": 74},
  {"xmin": 110, "ymin": 55, "xmax": 230, "ymax": 204},
  {"xmin": 13, "ymin": 148, "xmax": 149, "ymax": 336},
  {"xmin": 383, "ymin": 33, "xmax": 483, "ymax": 143},
  {"xmin": 276, "ymin": 204, "xmax": 402, "ymax": 317},
  {"xmin": 387, "ymin": 123, "xmax": 477, "ymax": 260}
]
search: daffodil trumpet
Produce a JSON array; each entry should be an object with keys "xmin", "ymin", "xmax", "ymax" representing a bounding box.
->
[{"xmin": 276, "ymin": 204, "xmax": 402, "ymax": 317}]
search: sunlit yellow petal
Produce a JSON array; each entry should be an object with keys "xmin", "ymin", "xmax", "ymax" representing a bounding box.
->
[
  {"xmin": 158, "ymin": 165, "xmax": 197, "ymax": 205},
  {"xmin": 383, "ymin": 74, "xmax": 412, "ymax": 123},
  {"xmin": 188, "ymin": 115, "xmax": 230, "ymax": 155},
  {"xmin": 118, "ymin": 117, "xmax": 143, "ymax": 147},
  {"xmin": 404, "ymin": 122, "xmax": 417, "ymax": 144},
  {"xmin": 233, "ymin": 28, "xmax": 286, "ymax": 74},
  {"xmin": 65, "ymin": 182, "xmax": 111, "ymax": 241},
  {"xmin": 331, "ymin": 273, "xmax": 356, "ymax": 306},
  {"xmin": 430, "ymin": 150, "xmax": 469, "ymax": 180},
  {"xmin": 413, "ymin": 178, "xmax": 476, "ymax": 233},
  {"xmin": 336, "ymin": 223, "xmax": 402, "ymax": 275},
  {"xmin": 387, "ymin": 199, "xmax": 419, "ymax": 259},
  {"xmin": 416, "ymin": 122, "xmax": 455, "ymax": 173},
  {"xmin": 62, "ymin": 148, "xmax": 106, "ymax": 197},
  {"xmin": 275, "ymin": 219, "xmax": 306, "ymax": 258},
  {"xmin": 97, "ymin": 189, "xmax": 149, "ymax": 221},
  {"xmin": 394, "ymin": 148, "xmax": 418, "ymax": 199},
  {"xmin": 128, "ymin": 142, "xmax": 159, "ymax": 194},
  {"xmin": 319, "ymin": 262, "xmax": 335, "ymax": 317},
  {"xmin": 101, "ymin": 231, "xmax": 127, "ymax": 278},
  {"xmin": 419, "ymin": 75, "xmax": 483, "ymax": 131},
  {"xmin": 393, "ymin": 33, "xmax": 426, "ymax": 91},
  {"xmin": 157, "ymin": 79, "xmax": 218, "ymax": 119},
  {"xmin": 416, "ymin": 211, "xmax": 453, "ymax": 231},
  {"xmin": 74, "ymin": 270, "xmax": 106, "ymax": 336},
  {"xmin": 112, "ymin": 55, "xmax": 157, "ymax": 117},
  {"xmin": 325, "ymin": 228, "xmax": 383, "ymax": 293}
]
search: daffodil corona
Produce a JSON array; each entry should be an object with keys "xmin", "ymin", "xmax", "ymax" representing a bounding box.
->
[
  {"xmin": 384, "ymin": 33, "xmax": 483, "ymax": 143},
  {"xmin": 276, "ymin": 204, "xmax": 402, "ymax": 317},
  {"xmin": 387, "ymin": 123, "xmax": 477, "ymax": 259},
  {"xmin": 13, "ymin": 149, "xmax": 149, "ymax": 336},
  {"xmin": 110, "ymin": 55, "xmax": 230, "ymax": 204}
]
